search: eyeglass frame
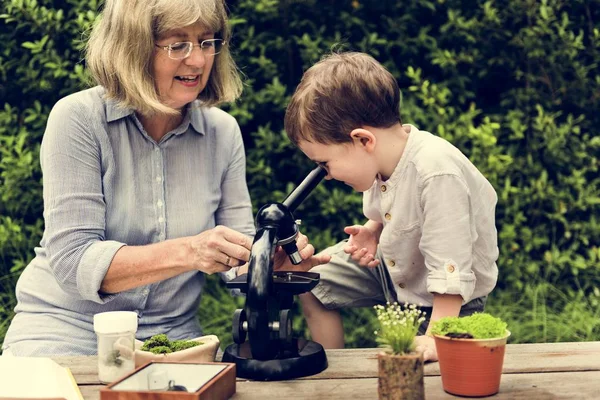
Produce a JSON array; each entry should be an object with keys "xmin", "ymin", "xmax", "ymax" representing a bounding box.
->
[{"xmin": 154, "ymin": 39, "xmax": 226, "ymax": 60}]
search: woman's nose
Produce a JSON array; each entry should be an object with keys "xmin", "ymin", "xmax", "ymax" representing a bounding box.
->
[{"xmin": 185, "ymin": 46, "xmax": 206, "ymax": 67}]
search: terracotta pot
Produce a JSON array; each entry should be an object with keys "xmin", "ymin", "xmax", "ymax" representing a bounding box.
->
[
  {"xmin": 434, "ymin": 330, "xmax": 511, "ymax": 397},
  {"xmin": 133, "ymin": 335, "xmax": 220, "ymax": 368},
  {"xmin": 377, "ymin": 352, "xmax": 425, "ymax": 400}
]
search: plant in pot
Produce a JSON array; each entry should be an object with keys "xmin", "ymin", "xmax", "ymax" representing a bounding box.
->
[
  {"xmin": 430, "ymin": 313, "xmax": 510, "ymax": 397},
  {"xmin": 374, "ymin": 302, "xmax": 427, "ymax": 400}
]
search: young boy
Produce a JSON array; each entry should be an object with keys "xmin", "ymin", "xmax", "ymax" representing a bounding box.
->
[{"xmin": 283, "ymin": 52, "xmax": 499, "ymax": 361}]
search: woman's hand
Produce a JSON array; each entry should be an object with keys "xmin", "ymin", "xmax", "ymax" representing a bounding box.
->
[
  {"xmin": 343, "ymin": 225, "xmax": 380, "ymax": 267},
  {"xmin": 273, "ymin": 232, "xmax": 331, "ymax": 272},
  {"xmin": 188, "ymin": 225, "xmax": 253, "ymax": 274}
]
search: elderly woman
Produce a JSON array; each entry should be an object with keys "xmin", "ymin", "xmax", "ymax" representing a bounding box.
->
[{"xmin": 2, "ymin": 0, "xmax": 328, "ymax": 356}]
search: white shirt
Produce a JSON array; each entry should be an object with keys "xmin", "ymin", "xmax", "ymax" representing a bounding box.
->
[{"xmin": 363, "ymin": 125, "xmax": 498, "ymax": 306}]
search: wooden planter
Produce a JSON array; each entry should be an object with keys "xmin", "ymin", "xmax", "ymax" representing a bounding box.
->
[
  {"xmin": 377, "ymin": 352, "xmax": 425, "ymax": 400},
  {"xmin": 433, "ymin": 330, "xmax": 511, "ymax": 397}
]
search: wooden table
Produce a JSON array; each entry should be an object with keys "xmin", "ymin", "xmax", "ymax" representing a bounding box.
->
[{"xmin": 54, "ymin": 341, "xmax": 600, "ymax": 399}]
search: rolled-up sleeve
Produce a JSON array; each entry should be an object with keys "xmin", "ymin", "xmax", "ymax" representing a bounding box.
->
[
  {"xmin": 41, "ymin": 97, "xmax": 125, "ymax": 303},
  {"xmin": 418, "ymin": 173, "xmax": 476, "ymax": 303}
]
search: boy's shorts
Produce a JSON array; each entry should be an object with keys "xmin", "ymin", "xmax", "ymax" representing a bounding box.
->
[{"xmin": 311, "ymin": 240, "xmax": 486, "ymax": 334}]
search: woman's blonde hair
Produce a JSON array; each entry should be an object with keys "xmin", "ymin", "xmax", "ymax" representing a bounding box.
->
[{"xmin": 86, "ymin": 0, "xmax": 242, "ymax": 116}]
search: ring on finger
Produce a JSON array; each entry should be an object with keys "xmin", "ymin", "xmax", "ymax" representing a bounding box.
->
[{"xmin": 225, "ymin": 255, "xmax": 231, "ymax": 266}]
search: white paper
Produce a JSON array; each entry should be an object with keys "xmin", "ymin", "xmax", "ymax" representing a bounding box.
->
[{"xmin": 0, "ymin": 357, "xmax": 83, "ymax": 400}]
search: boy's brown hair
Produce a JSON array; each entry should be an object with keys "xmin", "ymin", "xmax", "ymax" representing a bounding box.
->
[{"xmin": 285, "ymin": 52, "xmax": 402, "ymax": 145}]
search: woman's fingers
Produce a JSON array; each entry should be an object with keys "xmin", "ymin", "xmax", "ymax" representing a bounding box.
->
[
  {"xmin": 214, "ymin": 226, "xmax": 252, "ymax": 265},
  {"xmin": 191, "ymin": 226, "xmax": 253, "ymax": 274},
  {"xmin": 295, "ymin": 233, "xmax": 309, "ymax": 250},
  {"xmin": 222, "ymin": 227, "xmax": 253, "ymax": 250},
  {"xmin": 218, "ymin": 242, "xmax": 250, "ymax": 266},
  {"xmin": 298, "ymin": 242, "xmax": 315, "ymax": 259}
]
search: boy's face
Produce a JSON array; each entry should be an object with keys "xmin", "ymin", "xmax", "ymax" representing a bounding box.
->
[{"xmin": 298, "ymin": 139, "xmax": 378, "ymax": 192}]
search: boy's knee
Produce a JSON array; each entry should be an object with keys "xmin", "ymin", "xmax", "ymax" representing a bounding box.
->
[{"xmin": 299, "ymin": 292, "xmax": 325, "ymax": 319}]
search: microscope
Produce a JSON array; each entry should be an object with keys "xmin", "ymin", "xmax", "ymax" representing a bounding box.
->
[{"xmin": 222, "ymin": 166, "xmax": 328, "ymax": 380}]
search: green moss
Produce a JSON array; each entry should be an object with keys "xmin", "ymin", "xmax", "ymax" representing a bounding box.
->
[
  {"xmin": 148, "ymin": 345, "xmax": 172, "ymax": 355},
  {"xmin": 171, "ymin": 339, "xmax": 203, "ymax": 352},
  {"xmin": 430, "ymin": 313, "xmax": 508, "ymax": 339},
  {"xmin": 140, "ymin": 334, "xmax": 169, "ymax": 351},
  {"xmin": 141, "ymin": 334, "xmax": 202, "ymax": 354}
]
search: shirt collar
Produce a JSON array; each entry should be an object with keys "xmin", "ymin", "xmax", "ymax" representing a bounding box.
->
[
  {"xmin": 187, "ymin": 101, "xmax": 206, "ymax": 136},
  {"xmin": 106, "ymin": 98, "xmax": 134, "ymax": 122},
  {"xmin": 106, "ymin": 98, "xmax": 206, "ymax": 136},
  {"xmin": 379, "ymin": 124, "xmax": 418, "ymax": 188}
]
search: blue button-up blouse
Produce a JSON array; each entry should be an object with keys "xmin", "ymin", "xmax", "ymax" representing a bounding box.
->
[{"xmin": 2, "ymin": 86, "xmax": 255, "ymax": 356}]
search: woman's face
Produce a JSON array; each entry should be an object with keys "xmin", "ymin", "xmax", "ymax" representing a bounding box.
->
[{"xmin": 152, "ymin": 21, "xmax": 216, "ymax": 110}]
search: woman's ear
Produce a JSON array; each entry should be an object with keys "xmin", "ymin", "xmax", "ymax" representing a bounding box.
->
[{"xmin": 350, "ymin": 128, "xmax": 376, "ymax": 153}]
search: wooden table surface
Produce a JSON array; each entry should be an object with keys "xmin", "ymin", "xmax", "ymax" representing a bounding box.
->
[{"xmin": 54, "ymin": 341, "xmax": 600, "ymax": 399}]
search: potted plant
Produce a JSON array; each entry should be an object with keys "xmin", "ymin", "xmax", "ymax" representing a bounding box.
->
[
  {"xmin": 430, "ymin": 313, "xmax": 510, "ymax": 397},
  {"xmin": 374, "ymin": 302, "xmax": 427, "ymax": 400}
]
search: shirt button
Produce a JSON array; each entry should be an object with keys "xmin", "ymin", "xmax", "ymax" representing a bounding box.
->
[
  {"xmin": 384, "ymin": 213, "xmax": 392, "ymax": 221},
  {"xmin": 158, "ymin": 217, "xmax": 165, "ymax": 223},
  {"xmin": 389, "ymin": 260, "xmax": 396, "ymax": 267},
  {"xmin": 142, "ymin": 289, "xmax": 150, "ymax": 295},
  {"xmin": 447, "ymin": 264, "xmax": 456, "ymax": 273},
  {"xmin": 155, "ymin": 148, "xmax": 160, "ymax": 153},
  {"xmin": 157, "ymin": 200, "xmax": 163, "ymax": 208},
  {"xmin": 381, "ymin": 185, "xmax": 387, "ymax": 192},
  {"xmin": 398, "ymin": 282, "xmax": 406, "ymax": 289},
  {"xmin": 156, "ymin": 176, "xmax": 162, "ymax": 183}
]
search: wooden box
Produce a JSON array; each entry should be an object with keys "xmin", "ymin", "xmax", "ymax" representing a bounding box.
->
[{"xmin": 100, "ymin": 361, "xmax": 236, "ymax": 400}]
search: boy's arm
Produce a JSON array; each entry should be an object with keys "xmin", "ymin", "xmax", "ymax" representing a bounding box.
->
[
  {"xmin": 414, "ymin": 293, "xmax": 463, "ymax": 362},
  {"xmin": 364, "ymin": 219, "xmax": 384, "ymax": 242},
  {"xmin": 425, "ymin": 293, "xmax": 463, "ymax": 335}
]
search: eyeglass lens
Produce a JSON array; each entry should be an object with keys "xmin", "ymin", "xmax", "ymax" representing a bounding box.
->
[{"xmin": 169, "ymin": 40, "xmax": 223, "ymax": 59}]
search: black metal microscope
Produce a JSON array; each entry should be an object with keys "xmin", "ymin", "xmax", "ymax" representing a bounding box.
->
[{"xmin": 222, "ymin": 166, "xmax": 328, "ymax": 380}]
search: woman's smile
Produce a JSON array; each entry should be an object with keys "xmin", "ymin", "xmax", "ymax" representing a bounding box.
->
[{"xmin": 175, "ymin": 74, "xmax": 201, "ymax": 87}]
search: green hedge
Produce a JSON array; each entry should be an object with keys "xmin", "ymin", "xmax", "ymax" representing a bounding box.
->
[{"xmin": 1, "ymin": 0, "xmax": 599, "ymax": 348}]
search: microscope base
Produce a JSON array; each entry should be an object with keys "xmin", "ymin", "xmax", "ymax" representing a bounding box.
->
[{"xmin": 222, "ymin": 338, "xmax": 328, "ymax": 381}]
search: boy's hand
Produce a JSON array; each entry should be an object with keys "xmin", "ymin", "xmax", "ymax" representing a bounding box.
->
[
  {"xmin": 414, "ymin": 335, "xmax": 438, "ymax": 362},
  {"xmin": 343, "ymin": 225, "xmax": 380, "ymax": 267}
]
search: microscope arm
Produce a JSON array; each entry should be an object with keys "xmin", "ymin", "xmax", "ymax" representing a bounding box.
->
[{"xmin": 246, "ymin": 227, "xmax": 278, "ymax": 360}]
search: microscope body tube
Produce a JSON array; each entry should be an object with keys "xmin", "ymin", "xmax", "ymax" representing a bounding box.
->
[{"xmin": 282, "ymin": 166, "xmax": 327, "ymax": 213}]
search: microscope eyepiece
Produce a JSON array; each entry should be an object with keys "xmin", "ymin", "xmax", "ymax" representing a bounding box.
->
[{"xmin": 282, "ymin": 242, "xmax": 303, "ymax": 265}]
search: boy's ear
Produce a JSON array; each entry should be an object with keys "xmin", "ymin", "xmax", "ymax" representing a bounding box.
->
[{"xmin": 350, "ymin": 128, "xmax": 376, "ymax": 152}]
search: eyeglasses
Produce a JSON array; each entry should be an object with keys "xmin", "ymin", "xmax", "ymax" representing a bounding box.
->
[{"xmin": 155, "ymin": 39, "xmax": 226, "ymax": 60}]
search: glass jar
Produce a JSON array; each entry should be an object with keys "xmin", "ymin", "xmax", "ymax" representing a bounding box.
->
[{"xmin": 93, "ymin": 311, "xmax": 138, "ymax": 384}]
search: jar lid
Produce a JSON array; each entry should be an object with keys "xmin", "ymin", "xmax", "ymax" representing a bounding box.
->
[{"xmin": 93, "ymin": 311, "xmax": 138, "ymax": 334}]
